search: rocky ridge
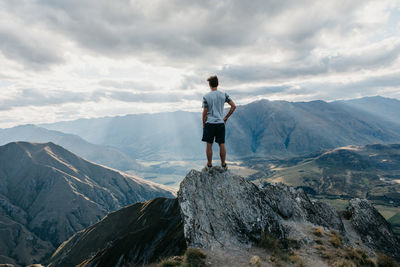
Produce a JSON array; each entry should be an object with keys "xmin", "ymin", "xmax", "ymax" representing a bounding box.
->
[
  {"xmin": 48, "ymin": 198, "xmax": 185, "ymax": 267},
  {"xmin": 178, "ymin": 167, "xmax": 400, "ymax": 261}
]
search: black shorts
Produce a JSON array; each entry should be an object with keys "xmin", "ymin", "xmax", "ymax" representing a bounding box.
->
[{"xmin": 202, "ymin": 123, "xmax": 225, "ymax": 144}]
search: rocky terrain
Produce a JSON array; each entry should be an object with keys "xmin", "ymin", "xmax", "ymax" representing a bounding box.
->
[
  {"xmin": 0, "ymin": 142, "xmax": 175, "ymax": 266},
  {"xmin": 46, "ymin": 168, "xmax": 400, "ymax": 266},
  {"xmin": 178, "ymin": 169, "xmax": 399, "ymax": 260}
]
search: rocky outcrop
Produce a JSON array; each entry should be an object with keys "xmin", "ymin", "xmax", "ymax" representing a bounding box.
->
[
  {"xmin": 347, "ymin": 198, "xmax": 400, "ymax": 260},
  {"xmin": 178, "ymin": 167, "xmax": 400, "ymax": 260},
  {"xmin": 178, "ymin": 168, "xmax": 343, "ymax": 250}
]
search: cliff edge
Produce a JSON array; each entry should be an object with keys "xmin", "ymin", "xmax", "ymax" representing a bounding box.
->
[{"xmin": 178, "ymin": 167, "xmax": 400, "ymax": 261}]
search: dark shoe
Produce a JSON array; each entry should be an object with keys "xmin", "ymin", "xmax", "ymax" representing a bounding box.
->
[
  {"xmin": 203, "ymin": 163, "xmax": 212, "ymax": 171},
  {"xmin": 221, "ymin": 163, "xmax": 228, "ymax": 171}
]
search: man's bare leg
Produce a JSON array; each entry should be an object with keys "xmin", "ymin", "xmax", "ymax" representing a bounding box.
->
[
  {"xmin": 219, "ymin": 143, "xmax": 226, "ymax": 166},
  {"xmin": 206, "ymin": 142, "xmax": 213, "ymax": 166}
]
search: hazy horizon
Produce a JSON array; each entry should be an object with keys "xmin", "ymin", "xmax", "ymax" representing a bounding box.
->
[{"xmin": 0, "ymin": 94, "xmax": 397, "ymax": 129}]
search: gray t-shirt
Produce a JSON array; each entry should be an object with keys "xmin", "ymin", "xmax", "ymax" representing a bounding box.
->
[{"xmin": 202, "ymin": 90, "xmax": 232, "ymax": 124}]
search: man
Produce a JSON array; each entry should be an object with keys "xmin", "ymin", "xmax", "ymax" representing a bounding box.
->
[{"xmin": 202, "ymin": 75, "xmax": 236, "ymax": 170}]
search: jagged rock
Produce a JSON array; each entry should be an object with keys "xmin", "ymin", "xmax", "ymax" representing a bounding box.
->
[
  {"xmin": 177, "ymin": 167, "xmax": 343, "ymax": 249},
  {"xmin": 178, "ymin": 168, "xmax": 400, "ymax": 262},
  {"xmin": 262, "ymin": 183, "xmax": 344, "ymax": 232},
  {"xmin": 348, "ymin": 198, "xmax": 400, "ymax": 260}
]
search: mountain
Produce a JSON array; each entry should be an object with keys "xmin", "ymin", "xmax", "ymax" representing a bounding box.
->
[
  {"xmin": 0, "ymin": 142, "xmax": 175, "ymax": 266},
  {"xmin": 0, "ymin": 124, "xmax": 142, "ymax": 171},
  {"xmin": 48, "ymin": 168, "xmax": 400, "ymax": 266},
  {"xmin": 40, "ymin": 97, "xmax": 400, "ymax": 160},
  {"xmin": 335, "ymin": 96, "xmax": 400, "ymax": 126},
  {"xmin": 227, "ymin": 99, "xmax": 400, "ymax": 158},
  {"xmin": 48, "ymin": 198, "xmax": 185, "ymax": 267},
  {"xmin": 41, "ymin": 111, "xmax": 202, "ymax": 161},
  {"xmin": 246, "ymin": 144, "xmax": 400, "ymax": 204}
]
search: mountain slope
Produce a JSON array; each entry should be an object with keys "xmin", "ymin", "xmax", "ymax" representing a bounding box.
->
[
  {"xmin": 41, "ymin": 97, "xmax": 400, "ymax": 160},
  {"xmin": 48, "ymin": 197, "xmax": 185, "ymax": 267},
  {"xmin": 0, "ymin": 142, "xmax": 175, "ymax": 266},
  {"xmin": 335, "ymin": 96, "xmax": 400, "ymax": 126},
  {"xmin": 42, "ymin": 111, "xmax": 202, "ymax": 160},
  {"xmin": 0, "ymin": 125, "xmax": 142, "ymax": 171}
]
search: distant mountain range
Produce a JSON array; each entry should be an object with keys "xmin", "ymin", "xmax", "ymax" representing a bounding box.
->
[
  {"xmin": 38, "ymin": 96, "xmax": 400, "ymax": 160},
  {"xmin": 334, "ymin": 96, "xmax": 400, "ymax": 127},
  {"xmin": 0, "ymin": 142, "xmax": 174, "ymax": 266},
  {"xmin": 0, "ymin": 125, "xmax": 142, "ymax": 171}
]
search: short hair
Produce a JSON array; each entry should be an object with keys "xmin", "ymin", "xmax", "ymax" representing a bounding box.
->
[{"xmin": 207, "ymin": 75, "xmax": 218, "ymax": 87}]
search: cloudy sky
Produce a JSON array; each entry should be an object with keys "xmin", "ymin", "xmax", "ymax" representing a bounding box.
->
[{"xmin": 0, "ymin": 0, "xmax": 399, "ymax": 127}]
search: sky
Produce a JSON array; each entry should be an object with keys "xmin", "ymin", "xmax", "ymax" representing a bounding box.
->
[{"xmin": 0, "ymin": 0, "xmax": 400, "ymax": 128}]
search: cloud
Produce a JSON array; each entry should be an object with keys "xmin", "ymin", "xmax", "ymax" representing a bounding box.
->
[
  {"xmin": 2, "ymin": 0, "xmax": 395, "ymax": 67},
  {"xmin": 0, "ymin": 87, "xmax": 202, "ymax": 111},
  {"xmin": 217, "ymin": 38, "xmax": 400, "ymax": 84},
  {"xmin": 0, "ymin": 9, "xmax": 64, "ymax": 69},
  {"xmin": 0, "ymin": 88, "xmax": 88, "ymax": 111},
  {"xmin": 0, "ymin": 0, "xmax": 399, "ymax": 127},
  {"xmin": 98, "ymin": 80, "xmax": 158, "ymax": 91}
]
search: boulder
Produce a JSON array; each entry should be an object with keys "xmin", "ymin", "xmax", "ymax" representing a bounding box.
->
[
  {"xmin": 178, "ymin": 167, "xmax": 343, "ymax": 249},
  {"xmin": 348, "ymin": 198, "xmax": 400, "ymax": 260}
]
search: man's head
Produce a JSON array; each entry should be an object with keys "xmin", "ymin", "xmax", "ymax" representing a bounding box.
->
[{"xmin": 207, "ymin": 75, "xmax": 218, "ymax": 89}]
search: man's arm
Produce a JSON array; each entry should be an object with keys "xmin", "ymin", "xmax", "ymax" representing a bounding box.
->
[
  {"xmin": 224, "ymin": 100, "xmax": 236, "ymax": 123},
  {"xmin": 202, "ymin": 107, "xmax": 208, "ymax": 128}
]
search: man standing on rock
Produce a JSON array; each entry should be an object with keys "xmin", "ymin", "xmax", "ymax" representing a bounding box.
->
[{"xmin": 202, "ymin": 75, "xmax": 236, "ymax": 170}]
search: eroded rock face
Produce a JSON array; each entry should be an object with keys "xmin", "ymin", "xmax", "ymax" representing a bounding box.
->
[
  {"xmin": 348, "ymin": 198, "xmax": 400, "ymax": 260},
  {"xmin": 177, "ymin": 167, "xmax": 343, "ymax": 249},
  {"xmin": 178, "ymin": 168, "xmax": 400, "ymax": 261}
]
